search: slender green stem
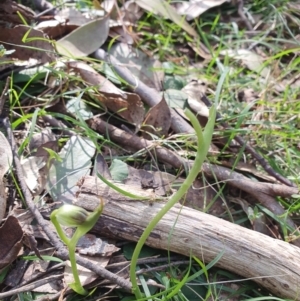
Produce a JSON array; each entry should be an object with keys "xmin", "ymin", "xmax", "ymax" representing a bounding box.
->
[
  {"xmin": 50, "ymin": 200, "xmax": 104, "ymax": 295},
  {"xmin": 68, "ymin": 228, "xmax": 88, "ymax": 295},
  {"xmin": 129, "ymin": 108, "xmax": 216, "ymax": 299}
]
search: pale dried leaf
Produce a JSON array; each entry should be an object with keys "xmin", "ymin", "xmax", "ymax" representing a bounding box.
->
[
  {"xmin": 173, "ymin": 0, "xmax": 230, "ymax": 21},
  {"xmin": 134, "ymin": 0, "xmax": 198, "ymax": 37},
  {"xmin": 21, "ymin": 156, "xmax": 46, "ymax": 193},
  {"xmin": 57, "ymin": 8, "xmax": 89, "ymax": 26},
  {"xmin": 56, "ymin": 15, "xmax": 110, "ymax": 57},
  {"xmin": 46, "ymin": 136, "xmax": 96, "ymax": 203},
  {"xmin": 182, "ymin": 80, "xmax": 209, "ymax": 117},
  {"xmin": 108, "ymin": 21, "xmax": 136, "ymax": 44},
  {"xmin": 220, "ymin": 49, "xmax": 270, "ymax": 78},
  {"xmin": 64, "ymin": 255, "xmax": 109, "ymax": 286}
]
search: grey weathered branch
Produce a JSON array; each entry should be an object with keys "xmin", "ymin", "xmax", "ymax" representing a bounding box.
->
[{"xmin": 75, "ymin": 176, "xmax": 300, "ymax": 301}]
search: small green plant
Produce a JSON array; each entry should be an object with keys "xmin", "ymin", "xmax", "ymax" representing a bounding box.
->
[
  {"xmin": 50, "ymin": 200, "xmax": 104, "ymax": 295},
  {"xmin": 130, "ymin": 107, "xmax": 216, "ymax": 299}
]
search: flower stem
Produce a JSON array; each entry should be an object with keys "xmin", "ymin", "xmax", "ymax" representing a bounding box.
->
[
  {"xmin": 68, "ymin": 228, "xmax": 88, "ymax": 295},
  {"xmin": 129, "ymin": 108, "xmax": 216, "ymax": 299}
]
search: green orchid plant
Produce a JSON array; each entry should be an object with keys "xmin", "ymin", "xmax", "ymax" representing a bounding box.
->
[{"xmin": 51, "ymin": 199, "xmax": 104, "ymax": 295}]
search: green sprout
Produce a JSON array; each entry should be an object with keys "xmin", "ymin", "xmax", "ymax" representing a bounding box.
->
[
  {"xmin": 50, "ymin": 199, "xmax": 104, "ymax": 295},
  {"xmin": 130, "ymin": 107, "xmax": 216, "ymax": 299}
]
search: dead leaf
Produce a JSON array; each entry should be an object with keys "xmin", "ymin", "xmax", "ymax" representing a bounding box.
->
[
  {"xmin": 22, "ymin": 247, "xmax": 60, "ymax": 293},
  {"xmin": 108, "ymin": 20, "xmax": 137, "ymax": 44},
  {"xmin": 21, "ymin": 156, "xmax": 46, "ymax": 194},
  {"xmin": 220, "ymin": 49, "xmax": 270, "ymax": 78},
  {"xmin": 237, "ymin": 88, "xmax": 259, "ymax": 103},
  {"xmin": 93, "ymin": 153, "xmax": 112, "ymax": 179},
  {"xmin": 134, "ymin": 0, "xmax": 198, "ymax": 37},
  {"xmin": 182, "ymin": 80, "xmax": 209, "ymax": 117},
  {"xmin": 108, "ymin": 43, "xmax": 164, "ymax": 90},
  {"xmin": 56, "ymin": 15, "xmax": 110, "ymax": 57},
  {"xmin": 142, "ymin": 96, "xmax": 171, "ymax": 138},
  {"xmin": 125, "ymin": 166, "xmax": 174, "ymax": 196},
  {"xmin": 121, "ymin": 0, "xmax": 144, "ymax": 23},
  {"xmin": 64, "ymin": 255, "xmax": 109, "ymax": 287},
  {"xmin": 67, "ymin": 61, "xmax": 145, "ymax": 127},
  {"xmin": 229, "ymin": 197, "xmax": 270, "ymax": 236},
  {"xmin": 29, "ymin": 129, "xmax": 57, "ymax": 154},
  {"xmin": 0, "ymin": 25, "xmax": 56, "ymax": 71},
  {"xmin": 0, "ymin": 0, "xmax": 35, "ymax": 25},
  {"xmin": 0, "ymin": 216, "xmax": 24, "ymax": 271},
  {"xmin": 57, "ymin": 8, "xmax": 89, "ymax": 26},
  {"xmin": 35, "ymin": 19, "xmax": 74, "ymax": 40},
  {"xmin": 77, "ymin": 234, "xmax": 120, "ymax": 256},
  {"xmin": 173, "ymin": 0, "xmax": 230, "ymax": 21}
]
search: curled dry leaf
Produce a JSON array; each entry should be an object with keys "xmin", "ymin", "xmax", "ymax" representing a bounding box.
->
[
  {"xmin": 182, "ymin": 79, "xmax": 209, "ymax": 117},
  {"xmin": 0, "ymin": 25, "xmax": 56, "ymax": 71},
  {"xmin": 38, "ymin": 7, "xmax": 97, "ymax": 39},
  {"xmin": 108, "ymin": 20, "xmax": 137, "ymax": 45},
  {"xmin": 21, "ymin": 156, "xmax": 46, "ymax": 194},
  {"xmin": 67, "ymin": 61, "xmax": 145, "ymax": 127},
  {"xmin": 142, "ymin": 96, "xmax": 171, "ymax": 138},
  {"xmin": 173, "ymin": 0, "xmax": 230, "ymax": 21},
  {"xmin": 22, "ymin": 130, "xmax": 59, "ymax": 195},
  {"xmin": 29, "ymin": 129, "xmax": 56, "ymax": 153}
]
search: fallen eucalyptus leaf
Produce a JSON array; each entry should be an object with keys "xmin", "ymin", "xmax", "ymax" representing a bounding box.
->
[{"xmin": 56, "ymin": 15, "xmax": 110, "ymax": 57}]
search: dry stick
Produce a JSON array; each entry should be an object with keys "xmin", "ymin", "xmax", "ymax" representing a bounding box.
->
[
  {"xmin": 200, "ymin": 94, "xmax": 295, "ymax": 187},
  {"xmin": 0, "ymin": 275, "xmax": 62, "ymax": 299},
  {"xmin": 88, "ymin": 116, "xmax": 300, "ymax": 247},
  {"xmin": 2, "ymin": 117, "xmax": 132, "ymax": 292},
  {"xmin": 93, "ymin": 49, "xmax": 195, "ymax": 134},
  {"xmin": 7, "ymin": 262, "xmax": 65, "ymax": 293},
  {"xmin": 107, "ymin": 256, "xmax": 184, "ymax": 269},
  {"xmin": 237, "ymin": 0, "xmax": 253, "ymax": 31},
  {"xmin": 136, "ymin": 260, "xmax": 191, "ymax": 275},
  {"xmin": 42, "ymin": 115, "xmax": 75, "ymax": 136}
]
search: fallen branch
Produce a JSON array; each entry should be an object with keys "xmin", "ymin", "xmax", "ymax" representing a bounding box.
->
[
  {"xmin": 75, "ymin": 176, "xmax": 300, "ymax": 301},
  {"xmin": 88, "ymin": 116, "xmax": 300, "ymax": 243}
]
